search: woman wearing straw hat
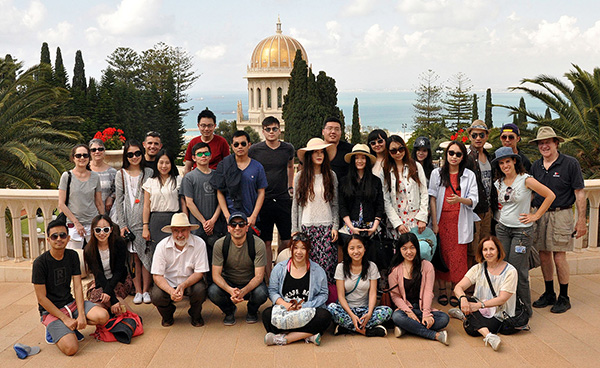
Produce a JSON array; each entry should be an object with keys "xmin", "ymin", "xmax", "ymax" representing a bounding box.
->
[{"xmin": 292, "ymin": 138, "xmax": 339, "ymax": 290}]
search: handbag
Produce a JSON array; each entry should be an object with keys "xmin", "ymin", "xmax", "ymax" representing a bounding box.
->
[
  {"xmin": 270, "ymin": 303, "xmax": 316, "ymax": 330},
  {"xmin": 379, "ymin": 284, "xmax": 397, "ymax": 310},
  {"xmin": 431, "ymin": 233, "xmax": 449, "ymax": 273},
  {"xmin": 367, "ymin": 233, "xmax": 395, "ymax": 272},
  {"xmin": 92, "ymin": 311, "xmax": 143, "ymax": 344},
  {"xmin": 483, "ymin": 262, "xmax": 530, "ymax": 334}
]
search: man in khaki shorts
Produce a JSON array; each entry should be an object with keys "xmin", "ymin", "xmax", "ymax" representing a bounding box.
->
[{"xmin": 530, "ymin": 127, "xmax": 587, "ymax": 313}]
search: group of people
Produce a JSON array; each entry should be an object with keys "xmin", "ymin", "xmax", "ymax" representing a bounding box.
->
[{"xmin": 33, "ymin": 109, "xmax": 587, "ymax": 355}]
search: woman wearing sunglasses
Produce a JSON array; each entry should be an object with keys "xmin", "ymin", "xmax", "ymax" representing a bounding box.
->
[
  {"xmin": 492, "ymin": 146, "xmax": 555, "ymax": 317},
  {"xmin": 429, "ymin": 141, "xmax": 478, "ymax": 306},
  {"xmin": 58, "ymin": 144, "xmax": 104, "ymax": 249},
  {"xmin": 84, "ymin": 214, "xmax": 129, "ymax": 316},
  {"xmin": 115, "ymin": 139, "xmax": 154, "ymax": 305},
  {"xmin": 89, "ymin": 139, "xmax": 117, "ymax": 217},
  {"xmin": 367, "ymin": 129, "xmax": 388, "ymax": 176}
]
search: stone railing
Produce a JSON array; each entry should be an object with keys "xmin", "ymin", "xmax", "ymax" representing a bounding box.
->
[{"xmin": 1, "ymin": 180, "xmax": 599, "ymax": 262}]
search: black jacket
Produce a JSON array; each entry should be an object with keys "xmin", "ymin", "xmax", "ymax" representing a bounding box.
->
[
  {"xmin": 87, "ymin": 238, "xmax": 128, "ymax": 305},
  {"xmin": 338, "ymin": 173, "xmax": 385, "ymax": 226}
]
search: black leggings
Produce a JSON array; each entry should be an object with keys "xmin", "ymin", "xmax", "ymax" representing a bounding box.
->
[
  {"xmin": 463, "ymin": 311, "xmax": 503, "ymax": 337},
  {"xmin": 262, "ymin": 306, "xmax": 331, "ymax": 335}
]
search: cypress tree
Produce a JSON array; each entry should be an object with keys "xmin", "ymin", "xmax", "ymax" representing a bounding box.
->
[
  {"xmin": 351, "ymin": 97, "xmax": 361, "ymax": 144},
  {"xmin": 484, "ymin": 88, "xmax": 493, "ymax": 127},
  {"xmin": 158, "ymin": 71, "xmax": 184, "ymax": 156},
  {"xmin": 471, "ymin": 94, "xmax": 479, "ymax": 121},
  {"xmin": 544, "ymin": 107, "xmax": 552, "ymax": 121},
  {"xmin": 72, "ymin": 50, "xmax": 87, "ymax": 92},
  {"xmin": 339, "ymin": 109, "xmax": 346, "ymax": 139},
  {"xmin": 53, "ymin": 47, "xmax": 68, "ymax": 88},
  {"xmin": 39, "ymin": 42, "xmax": 52, "ymax": 82},
  {"xmin": 282, "ymin": 50, "xmax": 309, "ymax": 150}
]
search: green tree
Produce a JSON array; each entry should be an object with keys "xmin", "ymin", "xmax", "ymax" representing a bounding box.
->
[
  {"xmin": 443, "ymin": 72, "xmax": 472, "ymax": 131},
  {"xmin": 244, "ymin": 126, "xmax": 261, "ymax": 144},
  {"xmin": 38, "ymin": 42, "xmax": 52, "ymax": 83},
  {"xmin": 408, "ymin": 122, "xmax": 451, "ymax": 161},
  {"xmin": 215, "ymin": 119, "xmax": 237, "ymax": 144},
  {"xmin": 472, "ymin": 93, "xmax": 479, "ymax": 120},
  {"xmin": 72, "ymin": 50, "xmax": 87, "ymax": 92},
  {"xmin": 106, "ymin": 47, "xmax": 141, "ymax": 86},
  {"xmin": 413, "ymin": 69, "xmax": 443, "ymax": 129},
  {"xmin": 544, "ymin": 107, "xmax": 552, "ymax": 121},
  {"xmin": 485, "ymin": 88, "xmax": 493, "ymax": 127},
  {"xmin": 53, "ymin": 47, "xmax": 68, "ymax": 88},
  {"xmin": 157, "ymin": 71, "xmax": 184, "ymax": 156},
  {"xmin": 351, "ymin": 97, "xmax": 361, "ymax": 144}
]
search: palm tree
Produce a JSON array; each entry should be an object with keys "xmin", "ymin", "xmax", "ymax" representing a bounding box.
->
[
  {"xmin": 0, "ymin": 57, "xmax": 81, "ymax": 189},
  {"xmin": 499, "ymin": 64, "xmax": 600, "ymax": 178}
]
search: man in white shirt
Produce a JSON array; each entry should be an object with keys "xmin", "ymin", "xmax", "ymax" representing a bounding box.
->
[{"xmin": 151, "ymin": 213, "xmax": 210, "ymax": 327}]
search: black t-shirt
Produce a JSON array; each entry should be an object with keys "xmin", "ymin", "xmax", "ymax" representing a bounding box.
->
[
  {"xmin": 403, "ymin": 277, "xmax": 420, "ymax": 307},
  {"xmin": 282, "ymin": 269, "xmax": 310, "ymax": 302},
  {"xmin": 145, "ymin": 159, "xmax": 158, "ymax": 175},
  {"xmin": 32, "ymin": 249, "xmax": 81, "ymax": 314},
  {"xmin": 330, "ymin": 141, "xmax": 354, "ymax": 181},
  {"xmin": 248, "ymin": 141, "xmax": 295, "ymax": 200},
  {"xmin": 531, "ymin": 153, "xmax": 585, "ymax": 208}
]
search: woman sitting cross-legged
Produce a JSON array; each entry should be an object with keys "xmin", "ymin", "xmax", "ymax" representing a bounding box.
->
[
  {"xmin": 451, "ymin": 235, "xmax": 518, "ymax": 351},
  {"xmin": 388, "ymin": 232, "xmax": 449, "ymax": 345},
  {"xmin": 262, "ymin": 233, "xmax": 332, "ymax": 346},
  {"xmin": 327, "ymin": 235, "xmax": 392, "ymax": 337}
]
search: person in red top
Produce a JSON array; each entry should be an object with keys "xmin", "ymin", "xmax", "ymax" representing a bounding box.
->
[{"xmin": 184, "ymin": 108, "xmax": 230, "ymax": 173}]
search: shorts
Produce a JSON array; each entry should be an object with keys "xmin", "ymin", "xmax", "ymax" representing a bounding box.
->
[
  {"xmin": 532, "ymin": 208, "xmax": 574, "ymax": 252},
  {"xmin": 41, "ymin": 300, "xmax": 96, "ymax": 343},
  {"xmin": 257, "ymin": 197, "xmax": 292, "ymax": 242}
]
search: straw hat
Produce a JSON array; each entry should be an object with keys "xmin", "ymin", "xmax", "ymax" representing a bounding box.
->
[
  {"xmin": 297, "ymin": 137, "xmax": 335, "ymax": 164},
  {"xmin": 161, "ymin": 213, "xmax": 200, "ymax": 233},
  {"xmin": 529, "ymin": 126, "xmax": 565, "ymax": 145},
  {"xmin": 467, "ymin": 120, "xmax": 489, "ymax": 133},
  {"xmin": 491, "ymin": 146, "xmax": 521, "ymax": 165},
  {"xmin": 344, "ymin": 144, "xmax": 376, "ymax": 164}
]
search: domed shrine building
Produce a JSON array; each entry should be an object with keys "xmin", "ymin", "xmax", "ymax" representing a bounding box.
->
[{"xmin": 236, "ymin": 18, "xmax": 308, "ymax": 135}]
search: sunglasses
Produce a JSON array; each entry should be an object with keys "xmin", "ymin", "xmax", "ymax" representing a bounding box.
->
[
  {"xmin": 263, "ymin": 127, "xmax": 279, "ymax": 133},
  {"xmin": 232, "ymin": 141, "xmax": 248, "ymax": 148},
  {"xmin": 49, "ymin": 232, "xmax": 68, "ymax": 241},
  {"xmin": 501, "ymin": 135, "xmax": 516, "ymax": 140},
  {"xmin": 196, "ymin": 151, "xmax": 211, "ymax": 157},
  {"xmin": 94, "ymin": 227, "xmax": 111, "ymax": 234},
  {"xmin": 504, "ymin": 186, "xmax": 513, "ymax": 202},
  {"xmin": 126, "ymin": 150, "xmax": 143, "ymax": 158},
  {"xmin": 90, "ymin": 147, "xmax": 105, "ymax": 153},
  {"xmin": 471, "ymin": 132, "xmax": 486, "ymax": 139},
  {"xmin": 228, "ymin": 221, "xmax": 247, "ymax": 228},
  {"xmin": 369, "ymin": 138, "xmax": 385, "ymax": 147},
  {"xmin": 389, "ymin": 147, "xmax": 405, "ymax": 155},
  {"xmin": 74, "ymin": 153, "xmax": 90, "ymax": 159},
  {"xmin": 448, "ymin": 150, "xmax": 463, "ymax": 158},
  {"xmin": 146, "ymin": 131, "xmax": 161, "ymax": 137}
]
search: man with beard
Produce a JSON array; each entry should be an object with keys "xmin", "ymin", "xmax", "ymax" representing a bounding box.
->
[{"xmin": 143, "ymin": 131, "xmax": 163, "ymax": 173}]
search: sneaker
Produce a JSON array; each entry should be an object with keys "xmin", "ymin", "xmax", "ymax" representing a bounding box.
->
[
  {"xmin": 142, "ymin": 292, "xmax": 151, "ymax": 304},
  {"xmin": 161, "ymin": 317, "xmax": 174, "ymax": 327},
  {"xmin": 223, "ymin": 313, "xmax": 236, "ymax": 326},
  {"xmin": 394, "ymin": 326, "xmax": 405, "ymax": 338},
  {"xmin": 550, "ymin": 295, "xmax": 571, "ymax": 314},
  {"xmin": 133, "ymin": 293, "xmax": 143, "ymax": 305},
  {"xmin": 246, "ymin": 313, "xmax": 258, "ymax": 324},
  {"xmin": 448, "ymin": 308, "xmax": 466, "ymax": 321},
  {"xmin": 45, "ymin": 326, "xmax": 55, "ymax": 345},
  {"xmin": 365, "ymin": 325, "xmax": 387, "ymax": 337},
  {"xmin": 334, "ymin": 325, "xmax": 352, "ymax": 336},
  {"xmin": 264, "ymin": 332, "xmax": 287, "ymax": 346},
  {"xmin": 532, "ymin": 292, "xmax": 556, "ymax": 308},
  {"xmin": 74, "ymin": 330, "xmax": 84, "ymax": 341},
  {"xmin": 437, "ymin": 330, "xmax": 449, "ymax": 346},
  {"xmin": 483, "ymin": 333, "xmax": 501, "ymax": 351},
  {"xmin": 191, "ymin": 317, "xmax": 204, "ymax": 327},
  {"xmin": 305, "ymin": 333, "xmax": 321, "ymax": 346}
]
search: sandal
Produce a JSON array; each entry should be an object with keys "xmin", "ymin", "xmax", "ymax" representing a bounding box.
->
[
  {"xmin": 449, "ymin": 296, "xmax": 460, "ymax": 307},
  {"xmin": 437, "ymin": 289, "xmax": 449, "ymax": 306}
]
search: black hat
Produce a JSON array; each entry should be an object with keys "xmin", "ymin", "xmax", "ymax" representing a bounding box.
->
[{"xmin": 413, "ymin": 136, "xmax": 431, "ymax": 149}]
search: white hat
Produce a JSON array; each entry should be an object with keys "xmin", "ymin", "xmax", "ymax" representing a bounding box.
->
[
  {"xmin": 161, "ymin": 213, "xmax": 200, "ymax": 233},
  {"xmin": 297, "ymin": 137, "xmax": 336, "ymax": 164}
]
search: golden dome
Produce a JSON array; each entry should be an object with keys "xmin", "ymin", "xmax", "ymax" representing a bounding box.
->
[{"xmin": 249, "ymin": 18, "xmax": 308, "ymax": 70}]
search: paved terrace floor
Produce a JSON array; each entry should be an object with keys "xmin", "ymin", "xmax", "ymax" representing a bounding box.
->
[{"xmin": 1, "ymin": 273, "xmax": 600, "ymax": 368}]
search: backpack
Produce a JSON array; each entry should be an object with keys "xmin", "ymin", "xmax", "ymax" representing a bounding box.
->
[{"xmin": 222, "ymin": 232, "xmax": 256, "ymax": 264}]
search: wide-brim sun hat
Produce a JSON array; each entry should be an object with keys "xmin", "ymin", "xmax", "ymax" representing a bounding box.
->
[
  {"xmin": 409, "ymin": 227, "xmax": 437, "ymax": 262},
  {"xmin": 344, "ymin": 144, "xmax": 376, "ymax": 164},
  {"xmin": 161, "ymin": 212, "xmax": 200, "ymax": 233},
  {"xmin": 529, "ymin": 126, "xmax": 565, "ymax": 145},
  {"xmin": 491, "ymin": 146, "xmax": 521, "ymax": 165},
  {"xmin": 467, "ymin": 120, "xmax": 489, "ymax": 133},
  {"xmin": 297, "ymin": 137, "xmax": 336, "ymax": 164}
]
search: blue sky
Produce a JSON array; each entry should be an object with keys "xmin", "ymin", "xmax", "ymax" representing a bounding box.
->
[{"xmin": 2, "ymin": 0, "xmax": 600, "ymax": 94}]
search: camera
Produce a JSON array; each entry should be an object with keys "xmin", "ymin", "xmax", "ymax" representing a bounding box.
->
[{"xmin": 123, "ymin": 229, "xmax": 136, "ymax": 242}]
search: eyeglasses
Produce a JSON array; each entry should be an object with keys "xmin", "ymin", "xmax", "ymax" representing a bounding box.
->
[
  {"xmin": 263, "ymin": 127, "xmax": 279, "ymax": 133},
  {"xmin": 199, "ymin": 124, "xmax": 215, "ymax": 129},
  {"xmin": 196, "ymin": 151, "xmax": 211, "ymax": 157},
  {"xmin": 292, "ymin": 233, "xmax": 310, "ymax": 242},
  {"xmin": 369, "ymin": 138, "xmax": 385, "ymax": 147},
  {"xmin": 504, "ymin": 186, "xmax": 513, "ymax": 202},
  {"xmin": 232, "ymin": 141, "xmax": 248, "ymax": 148},
  {"xmin": 471, "ymin": 132, "xmax": 486, "ymax": 139},
  {"xmin": 90, "ymin": 147, "xmax": 105, "ymax": 153},
  {"xmin": 448, "ymin": 150, "xmax": 463, "ymax": 158},
  {"xmin": 324, "ymin": 126, "xmax": 341, "ymax": 132},
  {"xmin": 146, "ymin": 131, "xmax": 161, "ymax": 137},
  {"xmin": 228, "ymin": 221, "xmax": 247, "ymax": 228},
  {"xmin": 500, "ymin": 134, "xmax": 516, "ymax": 140},
  {"xmin": 94, "ymin": 227, "xmax": 111, "ymax": 234},
  {"xmin": 389, "ymin": 147, "xmax": 405, "ymax": 155},
  {"xmin": 74, "ymin": 153, "xmax": 90, "ymax": 159},
  {"xmin": 126, "ymin": 151, "xmax": 143, "ymax": 158},
  {"xmin": 49, "ymin": 232, "xmax": 68, "ymax": 240}
]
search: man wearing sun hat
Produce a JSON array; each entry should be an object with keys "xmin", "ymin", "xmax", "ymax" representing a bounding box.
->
[
  {"xmin": 529, "ymin": 127, "xmax": 586, "ymax": 314},
  {"xmin": 151, "ymin": 213, "xmax": 210, "ymax": 327}
]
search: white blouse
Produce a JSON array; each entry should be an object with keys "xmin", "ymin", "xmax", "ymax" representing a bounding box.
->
[{"xmin": 142, "ymin": 176, "xmax": 182, "ymax": 212}]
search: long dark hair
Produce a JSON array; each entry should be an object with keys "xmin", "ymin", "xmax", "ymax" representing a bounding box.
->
[
  {"xmin": 367, "ymin": 129, "xmax": 388, "ymax": 156},
  {"xmin": 493, "ymin": 157, "xmax": 526, "ymax": 181},
  {"xmin": 151, "ymin": 149, "xmax": 179, "ymax": 188},
  {"xmin": 411, "ymin": 145, "xmax": 434, "ymax": 180},
  {"xmin": 440, "ymin": 141, "xmax": 468, "ymax": 188},
  {"xmin": 342, "ymin": 235, "xmax": 370, "ymax": 281},
  {"xmin": 84, "ymin": 214, "xmax": 118, "ymax": 276},
  {"xmin": 383, "ymin": 135, "xmax": 420, "ymax": 191},
  {"xmin": 296, "ymin": 149, "xmax": 335, "ymax": 207},
  {"xmin": 388, "ymin": 233, "xmax": 423, "ymax": 293},
  {"xmin": 341, "ymin": 154, "xmax": 376, "ymax": 201},
  {"xmin": 122, "ymin": 139, "xmax": 146, "ymax": 170}
]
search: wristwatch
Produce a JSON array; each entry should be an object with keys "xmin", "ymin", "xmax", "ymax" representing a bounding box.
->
[{"xmin": 480, "ymin": 301, "xmax": 486, "ymax": 308}]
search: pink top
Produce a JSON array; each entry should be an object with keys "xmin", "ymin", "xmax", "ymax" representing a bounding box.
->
[{"xmin": 388, "ymin": 259, "xmax": 436, "ymax": 319}]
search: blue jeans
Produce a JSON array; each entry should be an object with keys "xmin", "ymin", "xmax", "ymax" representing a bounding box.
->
[
  {"xmin": 392, "ymin": 308, "xmax": 449, "ymax": 340},
  {"xmin": 207, "ymin": 280, "xmax": 268, "ymax": 316}
]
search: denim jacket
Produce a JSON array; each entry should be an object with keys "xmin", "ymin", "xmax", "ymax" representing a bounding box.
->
[{"xmin": 268, "ymin": 260, "xmax": 329, "ymax": 309}]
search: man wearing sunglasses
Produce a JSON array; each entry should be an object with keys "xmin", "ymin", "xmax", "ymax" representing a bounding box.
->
[
  {"xmin": 208, "ymin": 213, "xmax": 268, "ymax": 325},
  {"xmin": 32, "ymin": 214, "xmax": 109, "ymax": 355},
  {"xmin": 498, "ymin": 123, "xmax": 532, "ymax": 172},
  {"xmin": 184, "ymin": 108, "xmax": 230, "ymax": 174}
]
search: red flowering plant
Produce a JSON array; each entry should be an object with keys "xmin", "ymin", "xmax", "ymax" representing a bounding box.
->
[
  {"xmin": 450, "ymin": 128, "xmax": 469, "ymax": 143},
  {"xmin": 93, "ymin": 127, "xmax": 126, "ymax": 150}
]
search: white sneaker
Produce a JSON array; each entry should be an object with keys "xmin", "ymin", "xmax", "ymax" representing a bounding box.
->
[
  {"xmin": 448, "ymin": 308, "xmax": 466, "ymax": 321},
  {"xmin": 133, "ymin": 293, "xmax": 143, "ymax": 304},
  {"xmin": 143, "ymin": 292, "xmax": 151, "ymax": 304},
  {"xmin": 437, "ymin": 330, "xmax": 449, "ymax": 345},
  {"xmin": 264, "ymin": 333, "xmax": 287, "ymax": 346},
  {"xmin": 483, "ymin": 333, "xmax": 501, "ymax": 351},
  {"xmin": 394, "ymin": 326, "xmax": 405, "ymax": 338}
]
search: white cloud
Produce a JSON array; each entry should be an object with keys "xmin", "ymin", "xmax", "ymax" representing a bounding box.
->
[
  {"xmin": 96, "ymin": 0, "xmax": 172, "ymax": 36},
  {"xmin": 397, "ymin": 0, "xmax": 493, "ymax": 29},
  {"xmin": 0, "ymin": 0, "xmax": 45, "ymax": 32},
  {"xmin": 196, "ymin": 44, "xmax": 227, "ymax": 61},
  {"xmin": 343, "ymin": 0, "xmax": 375, "ymax": 16},
  {"xmin": 21, "ymin": 0, "xmax": 45, "ymax": 28},
  {"xmin": 41, "ymin": 21, "xmax": 74, "ymax": 44},
  {"xmin": 355, "ymin": 24, "xmax": 408, "ymax": 60},
  {"xmin": 524, "ymin": 16, "xmax": 580, "ymax": 50}
]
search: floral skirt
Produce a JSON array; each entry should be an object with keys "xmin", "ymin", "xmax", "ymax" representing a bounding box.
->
[{"xmin": 301, "ymin": 224, "xmax": 335, "ymax": 284}]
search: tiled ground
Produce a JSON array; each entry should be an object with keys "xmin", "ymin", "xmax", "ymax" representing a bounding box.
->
[{"xmin": 1, "ymin": 274, "xmax": 600, "ymax": 368}]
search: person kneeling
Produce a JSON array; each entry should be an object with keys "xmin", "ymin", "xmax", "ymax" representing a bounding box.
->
[
  {"xmin": 328, "ymin": 235, "xmax": 392, "ymax": 337},
  {"xmin": 262, "ymin": 233, "xmax": 331, "ymax": 346},
  {"xmin": 388, "ymin": 233, "xmax": 450, "ymax": 345},
  {"xmin": 151, "ymin": 213, "xmax": 210, "ymax": 327},
  {"xmin": 33, "ymin": 214, "xmax": 110, "ymax": 356}
]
